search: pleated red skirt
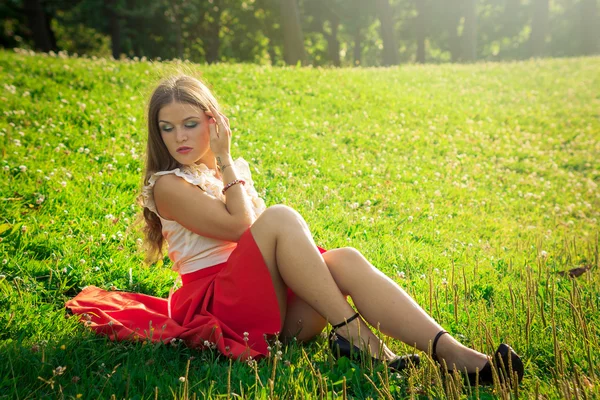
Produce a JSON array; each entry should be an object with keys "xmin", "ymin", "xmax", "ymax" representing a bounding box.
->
[{"xmin": 66, "ymin": 228, "xmax": 326, "ymax": 361}]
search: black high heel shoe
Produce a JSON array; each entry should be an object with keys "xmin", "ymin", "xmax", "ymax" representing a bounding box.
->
[
  {"xmin": 329, "ymin": 312, "xmax": 420, "ymax": 372},
  {"xmin": 431, "ymin": 331, "xmax": 524, "ymax": 386}
]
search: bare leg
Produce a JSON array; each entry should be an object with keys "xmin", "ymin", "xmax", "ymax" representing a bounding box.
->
[
  {"xmin": 281, "ymin": 296, "xmax": 326, "ymax": 342},
  {"xmin": 323, "ymin": 247, "xmax": 489, "ymax": 372},
  {"xmin": 251, "ymin": 205, "xmax": 391, "ymax": 359},
  {"xmin": 251, "ymin": 205, "xmax": 487, "ymax": 370}
]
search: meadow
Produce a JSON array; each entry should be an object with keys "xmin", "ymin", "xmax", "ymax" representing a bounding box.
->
[{"xmin": 0, "ymin": 48, "xmax": 599, "ymax": 399}]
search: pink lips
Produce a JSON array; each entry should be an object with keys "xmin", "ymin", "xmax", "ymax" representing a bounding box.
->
[{"xmin": 177, "ymin": 147, "xmax": 192, "ymax": 154}]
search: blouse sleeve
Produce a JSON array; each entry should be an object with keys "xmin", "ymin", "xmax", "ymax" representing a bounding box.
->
[{"xmin": 141, "ymin": 168, "xmax": 208, "ymax": 215}]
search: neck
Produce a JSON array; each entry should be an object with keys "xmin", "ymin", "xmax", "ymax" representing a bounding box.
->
[{"xmin": 196, "ymin": 152, "xmax": 217, "ymax": 171}]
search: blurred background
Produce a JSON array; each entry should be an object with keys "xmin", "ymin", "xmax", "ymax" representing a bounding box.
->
[{"xmin": 1, "ymin": 0, "xmax": 598, "ymax": 66}]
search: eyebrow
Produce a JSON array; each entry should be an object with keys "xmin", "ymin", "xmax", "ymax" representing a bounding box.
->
[{"xmin": 158, "ymin": 116, "xmax": 199, "ymax": 124}]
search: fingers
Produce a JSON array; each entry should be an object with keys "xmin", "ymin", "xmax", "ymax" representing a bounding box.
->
[
  {"xmin": 208, "ymin": 116, "xmax": 219, "ymax": 139},
  {"xmin": 208, "ymin": 105, "xmax": 230, "ymax": 129}
]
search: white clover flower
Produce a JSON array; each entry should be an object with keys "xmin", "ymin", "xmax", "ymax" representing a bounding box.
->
[
  {"xmin": 19, "ymin": 165, "xmax": 27, "ymax": 172},
  {"xmin": 178, "ymin": 377, "xmax": 186, "ymax": 383},
  {"xmin": 442, "ymin": 278, "xmax": 448, "ymax": 285},
  {"xmin": 420, "ymin": 274, "xmax": 426, "ymax": 279},
  {"xmin": 397, "ymin": 271, "xmax": 406, "ymax": 279},
  {"xmin": 60, "ymin": 181, "xmax": 67, "ymax": 187},
  {"xmin": 2, "ymin": 165, "xmax": 8, "ymax": 171},
  {"xmin": 21, "ymin": 225, "xmax": 27, "ymax": 233},
  {"xmin": 408, "ymin": 216, "xmax": 413, "ymax": 222},
  {"xmin": 540, "ymin": 250, "xmax": 548, "ymax": 258},
  {"xmin": 54, "ymin": 366, "xmax": 66, "ymax": 375}
]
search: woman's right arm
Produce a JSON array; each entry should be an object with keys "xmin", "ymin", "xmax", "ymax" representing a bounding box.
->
[
  {"xmin": 153, "ymin": 174, "xmax": 253, "ymax": 242},
  {"xmin": 153, "ymin": 107, "xmax": 255, "ymax": 243}
]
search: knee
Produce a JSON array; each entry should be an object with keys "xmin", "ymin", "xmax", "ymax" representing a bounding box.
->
[
  {"xmin": 261, "ymin": 204, "xmax": 302, "ymax": 221},
  {"xmin": 259, "ymin": 205, "xmax": 305, "ymax": 226},
  {"xmin": 323, "ymin": 247, "xmax": 366, "ymax": 270}
]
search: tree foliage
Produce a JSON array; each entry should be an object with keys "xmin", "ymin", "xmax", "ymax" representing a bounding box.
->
[{"xmin": 1, "ymin": 0, "xmax": 598, "ymax": 65}]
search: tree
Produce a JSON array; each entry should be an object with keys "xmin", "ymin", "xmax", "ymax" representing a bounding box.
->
[
  {"xmin": 581, "ymin": 0, "xmax": 599, "ymax": 55},
  {"xmin": 375, "ymin": 0, "xmax": 398, "ymax": 66},
  {"xmin": 280, "ymin": 0, "xmax": 307, "ymax": 65},
  {"xmin": 346, "ymin": 0, "xmax": 374, "ymax": 66},
  {"xmin": 23, "ymin": 0, "xmax": 57, "ymax": 52},
  {"xmin": 304, "ymin": 0, "xmax": 343, "ymax": 66},
  {"xmin": 415, "ymin": 0, "xmax": 428, "ymax": 63},
  {"xmin": 461, "ymin": 0, "xmax": 477, "ymax": 61},
  {"xmin": 529, "ymin": 0, "xmax": 549, "ymax": 57},
  {"xmin": 105, "ymin": 0, "xmax": 123, "ymax": 58}
]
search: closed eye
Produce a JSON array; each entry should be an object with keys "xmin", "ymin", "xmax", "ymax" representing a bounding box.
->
[
  {"xmin": 160, "ymin": 125, "xmax": 173, "ymax": 132},
  {"xmin": 185, "ymin": 122, "xmax": 198, "ymax": 128}
]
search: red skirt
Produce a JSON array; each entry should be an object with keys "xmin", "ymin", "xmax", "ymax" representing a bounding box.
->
[{"xmin": 65, "ymin": 228, "xmax": 326, "ymax": 360}]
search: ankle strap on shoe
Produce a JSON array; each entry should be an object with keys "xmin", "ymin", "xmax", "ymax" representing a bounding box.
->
[
  {"xmin": 331, "ymin": 312, "xmax": 360, "ymax": 330},
  {"xmin": 431, "ymin": 330, "xmax": 449, "ymax": 361}
]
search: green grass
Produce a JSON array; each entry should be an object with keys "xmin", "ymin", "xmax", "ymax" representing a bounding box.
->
[{"xmin": 1, "ymin": 48, "xmax": 599, "ymax": 399}]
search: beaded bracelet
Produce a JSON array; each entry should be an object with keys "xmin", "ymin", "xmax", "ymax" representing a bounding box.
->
[{"xmin": 222, "ymin": 179, "xmax": 246, "ymax": 195}]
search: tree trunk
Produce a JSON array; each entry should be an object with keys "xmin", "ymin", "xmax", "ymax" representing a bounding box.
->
[
  {"xmin": 353, "ymin": 25, "xmax": 362, "ymax": 66},
  {"xmin": 280, "ymin": 0, "xmax": 307, "ymax": 65},
  {"xmin": 375, "ymin": 0, "xmax": 398, "ymax": 66},
  {"xmin": 23, "ymin": 0, "xmax": 56, "ymax": 52},
  {"xmin": 175, "ymin": 24, "xmax": 184, "ymax": 60},
  {"xmin": 326, "ymin": 13, "xmax": 341, "ymax": 67},
  {"xmin": 446, "ymin": 0, "xmax": 462, "ymax": 62},
  {"xmin": 206, "ymin": 0, "xmax": 222, "ymax": 64},
  {"xmin": 415, "ymin": 0, "xmax": 427, "ymax": 63},
  {"xmin": 529, "ymin": 0, "xmax": 549, "ymax": 57},
  {"xmin": 581, "ymin": 0, "xmax": 599, "ymax": 55},
  {"xmin": 461, "ymin": 0, "xmax": 477, "ymax": 62},
  {"xmin": 106, "ymin": 0, "xmax": 122, "ymax": 59}
]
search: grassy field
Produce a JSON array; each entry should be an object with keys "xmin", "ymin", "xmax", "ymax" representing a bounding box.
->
[{"xmin": 0, "ymin": 48, "xmax": 599, "ymax": 399}]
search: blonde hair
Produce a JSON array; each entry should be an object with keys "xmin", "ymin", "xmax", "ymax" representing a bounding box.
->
[{"xmin": 141, "ymin": 74, "xmax": 221, "ymax": 264}]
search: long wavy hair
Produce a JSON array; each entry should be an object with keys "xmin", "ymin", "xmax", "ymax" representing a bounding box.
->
[{"xmin": 141, "ymin": 74, "xmax": 221, "ymax": 264}]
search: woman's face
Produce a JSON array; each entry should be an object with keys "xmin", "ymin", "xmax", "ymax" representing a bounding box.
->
[{"xmin": 158, "ymin": 101, "xmax": 212, "ymax": 166}]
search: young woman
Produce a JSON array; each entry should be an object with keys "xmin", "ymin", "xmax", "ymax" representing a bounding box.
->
[{"xmin": 66, "ymin": 74, "xmax": 524, "ymax": 386}]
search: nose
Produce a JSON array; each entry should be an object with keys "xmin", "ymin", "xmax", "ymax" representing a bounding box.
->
[{"xmin": 175, "ymin": 127, "xmax": 187, "ymax": 143}]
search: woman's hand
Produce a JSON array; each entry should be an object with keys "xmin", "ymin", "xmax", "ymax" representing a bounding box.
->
[{"xmin": 206, "ymin": 105, "xmax": 231, "ymax": 158}]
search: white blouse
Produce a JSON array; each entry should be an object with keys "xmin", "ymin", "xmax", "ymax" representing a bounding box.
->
[{"xmin": 141, "ymin": 158, "xmax": 266, "ymax": 275}]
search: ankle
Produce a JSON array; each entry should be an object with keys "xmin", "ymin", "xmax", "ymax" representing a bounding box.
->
[{"xmin": 436, "ymin": 340, "xmax": 488, "ymax": 372}]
